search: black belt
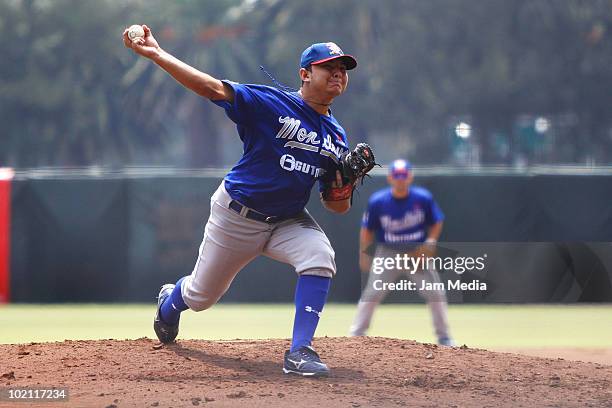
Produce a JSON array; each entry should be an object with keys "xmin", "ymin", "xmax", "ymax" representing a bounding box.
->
[{"xmin": 229, "ymin": 200, "xmax": 283, "ymax": 224}]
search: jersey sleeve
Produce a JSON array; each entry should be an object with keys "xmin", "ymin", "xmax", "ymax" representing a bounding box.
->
[
  {"xmin": 211, "ymin": 81, "xmax": 265, "ymax": 125},
  {"xmin": 362, "ymin": 196, "xmax": 381, "ymax": 231},
  {"xmin": 426, "ymin": 196, "xmax": 445, "ymax": 225}
]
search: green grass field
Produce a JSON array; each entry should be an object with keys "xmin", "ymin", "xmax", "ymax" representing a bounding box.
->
[{"xmin": 1, "ymin": 303, "xmax": 611, "ymax": 348}]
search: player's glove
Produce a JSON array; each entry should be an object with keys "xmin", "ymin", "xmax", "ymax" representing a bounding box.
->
[{"xmin": 323, "ymin": 143, "xmax": 378, "ymax": 201}]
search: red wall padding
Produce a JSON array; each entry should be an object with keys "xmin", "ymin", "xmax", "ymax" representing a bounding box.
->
[{"xmin": 0, "ymin": 171, "xmax": 13, "ymax": 303}]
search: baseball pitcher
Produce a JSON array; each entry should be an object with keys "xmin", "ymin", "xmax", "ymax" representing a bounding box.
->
[{"xmin": 123, "ymin": 25, "xmax": 376, "ymax": 377}]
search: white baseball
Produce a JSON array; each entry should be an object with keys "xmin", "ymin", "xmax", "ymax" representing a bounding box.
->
[{"xmin": 127, "ymin": 25, "xmax": 145, "ymax": 41}]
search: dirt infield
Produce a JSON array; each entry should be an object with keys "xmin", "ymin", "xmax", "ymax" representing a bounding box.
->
[
  {"xmin": 494, "ymin": 347, "xmax": 612, "ymax": 366},
  {"xmin": 1, "ymin": 337, "xmax": 611, "ymax": 408}
]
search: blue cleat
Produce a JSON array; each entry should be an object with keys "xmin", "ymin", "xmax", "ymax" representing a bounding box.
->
[
  {"xmin": 283, "ymin": 346, "xmax": 330, "ymax": 377},
  {"xmin": 153, "ymin": 284, "xmax": 180, "ymax": 344}
]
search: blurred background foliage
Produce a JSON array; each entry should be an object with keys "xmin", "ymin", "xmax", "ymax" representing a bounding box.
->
[{"xmin": 1, "ymin": 0, "xmax": 612, "ymax": 168}]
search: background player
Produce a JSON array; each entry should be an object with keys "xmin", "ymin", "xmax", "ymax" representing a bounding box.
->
[
  {"xmin": 349, "ymin": 159, "xmax": 455, "ymax": 346},
  {"xmin": 123, "ymin": 25, "xmax": 363, "ymax": 377}
]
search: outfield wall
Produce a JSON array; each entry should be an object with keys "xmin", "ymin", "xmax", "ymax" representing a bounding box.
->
[{"xmin": 6, "ymin": 169, "xmax": 612, "ymax": 303}]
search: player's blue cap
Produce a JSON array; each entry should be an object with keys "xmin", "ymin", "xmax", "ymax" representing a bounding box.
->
[
  {"xmin": 300, "ymin": 42, "xmax": 357, "ymax": 70},
  {"xmin": 389, "ymin": 159, "xmax": 412, "ymax": 179}
]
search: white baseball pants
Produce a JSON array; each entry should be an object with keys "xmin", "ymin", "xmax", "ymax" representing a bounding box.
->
[
  {"xmin": 349, "ymin": 246, "xmax": 451, "ymax": 340},
  {"xmin": 181, "ymin": 182, "xmax": 336, "ymax": 311}
]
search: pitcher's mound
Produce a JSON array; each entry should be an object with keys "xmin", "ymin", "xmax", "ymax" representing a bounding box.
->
[{"xmin": 2, "ymin": 337, "xmax": 611, "ymax": 407}]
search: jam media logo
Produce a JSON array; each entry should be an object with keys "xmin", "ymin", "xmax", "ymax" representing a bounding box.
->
[{"xmin": 279, "ymin": 154, "xmax": 323, "ymax": 177}]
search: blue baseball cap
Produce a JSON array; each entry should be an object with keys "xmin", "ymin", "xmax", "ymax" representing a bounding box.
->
[
  {"xmin": 389, "ymin": 159, "xmax": 412, "ymax": 179},
  {"xmin": 300, "ymin": 42, "xmax": 357, "ymax": 70}
]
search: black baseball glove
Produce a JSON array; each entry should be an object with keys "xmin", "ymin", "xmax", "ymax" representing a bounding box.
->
[{"xmin": 322, "ymin": 143, "xmax": 378, "ymax": 201}]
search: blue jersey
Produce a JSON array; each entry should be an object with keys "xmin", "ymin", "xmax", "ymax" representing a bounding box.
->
[
  {"xmin": 213, "ymin": 81, "xmax": 349, "ymax": 217},
  {"xmin": 362, "ymin": 186, "xmax": 444, "ymax": 244}
]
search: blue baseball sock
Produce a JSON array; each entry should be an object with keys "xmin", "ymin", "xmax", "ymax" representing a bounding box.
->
[
  {"xmin": 160, "ymin": 276, "xmax": 189, "ymax": 325},
  {"xmin": 290, "ymin": 275, "xmax": 331, "ymax": 353}
]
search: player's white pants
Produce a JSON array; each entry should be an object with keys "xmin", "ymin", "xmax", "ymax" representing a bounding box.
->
[
  {"xmin": 181, "ymin": 182, "xmax": 336, "ymax": 312},
  {"xmin": 349, "ymin": 246, "xmax": 451, "ymax": 340}
]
